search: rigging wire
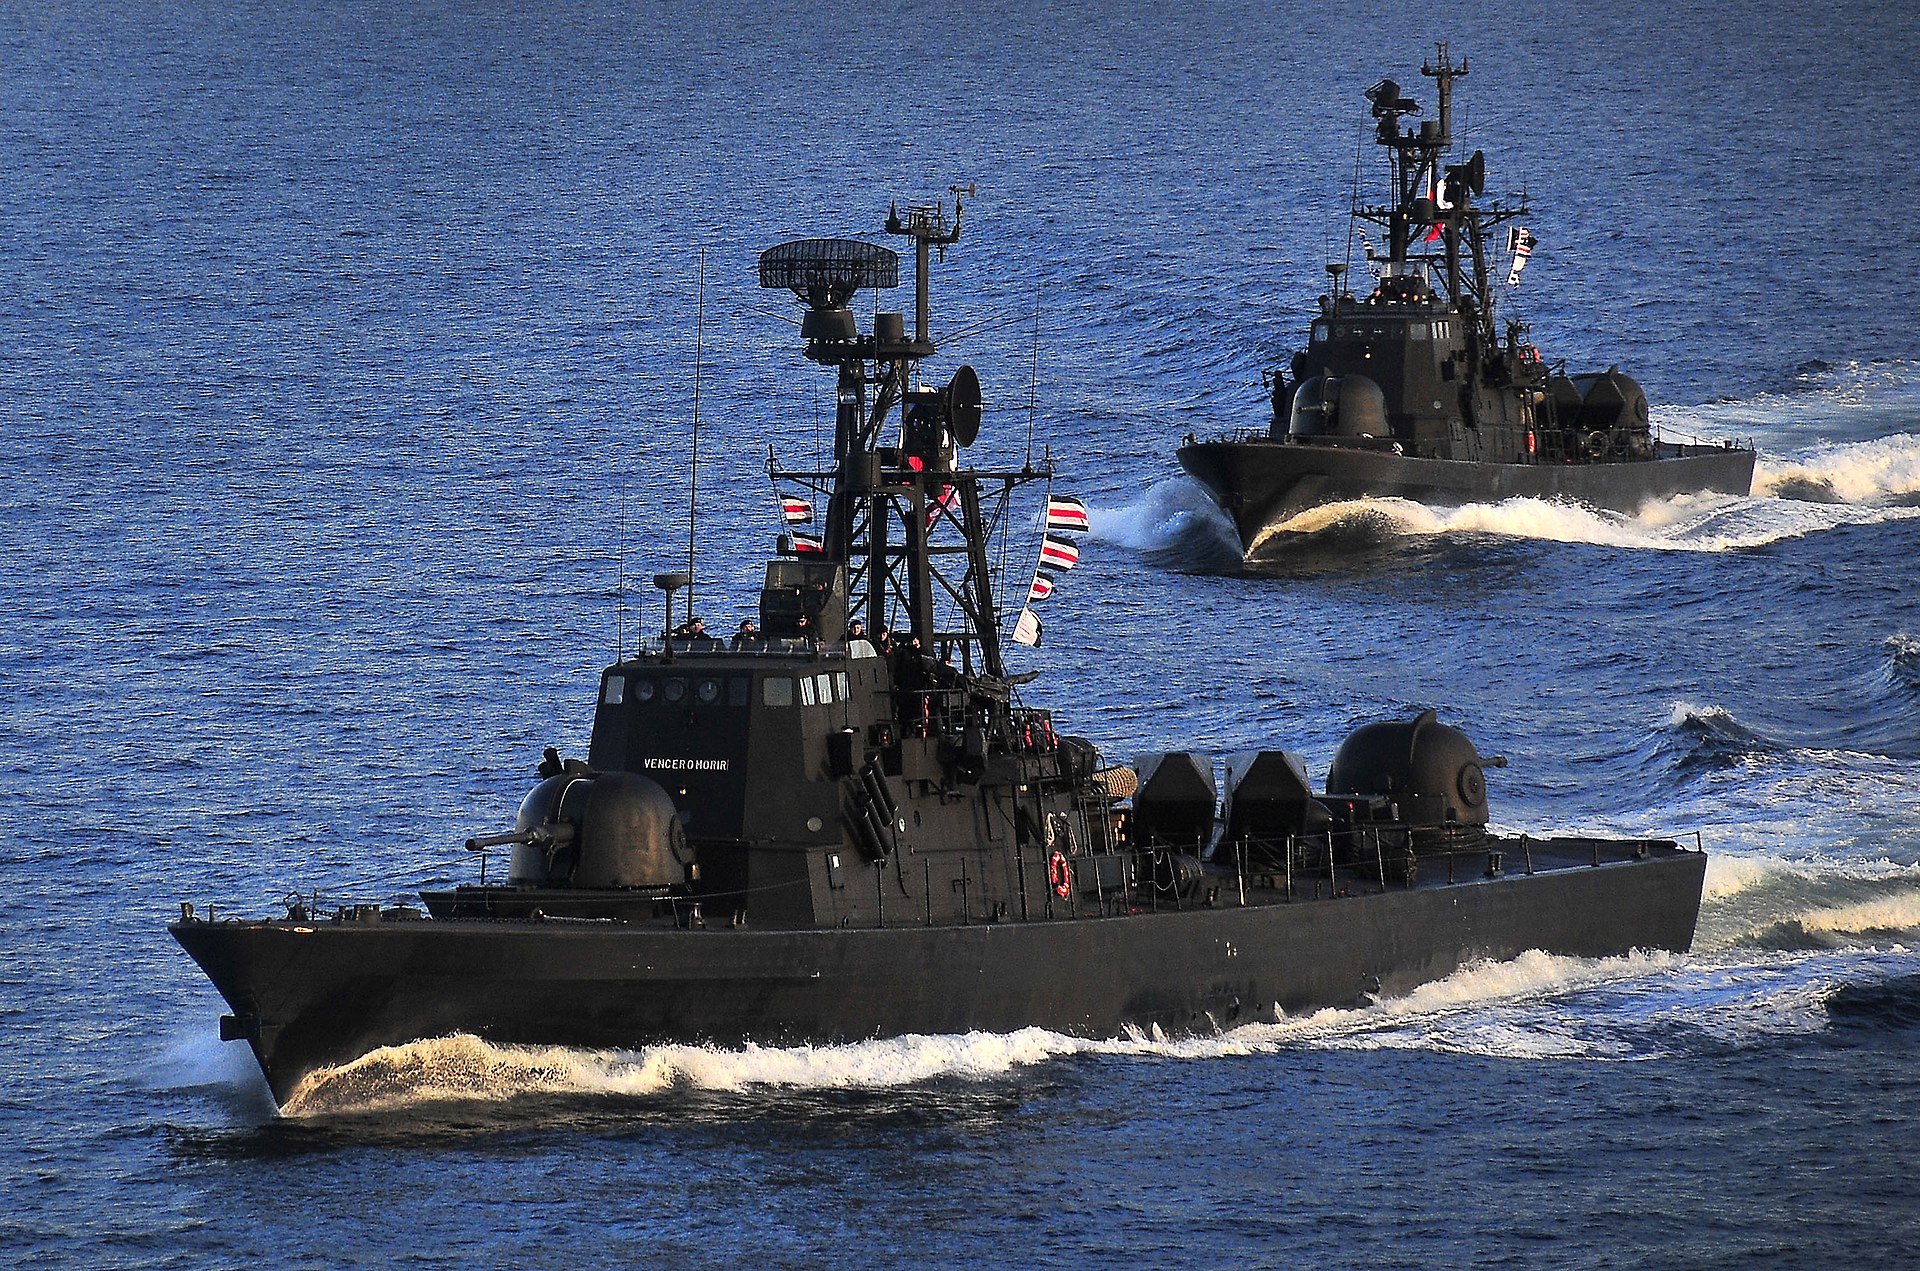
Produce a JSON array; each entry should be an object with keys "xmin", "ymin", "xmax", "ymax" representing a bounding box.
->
[
  {"xmin": 936, "ymin": 302, "xmax": 1027, "ymax": 350},
  {"xmin": 743, "ymin": 302, "xmax": 803, "ymax": 328}
]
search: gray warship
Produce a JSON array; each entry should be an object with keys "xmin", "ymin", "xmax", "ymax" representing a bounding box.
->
[
  {"xmin": 172, "ymin": 193, "xmax": 1706, "ymax": 1108},
  {"xmin": 1178, "ymin": 46, "xmax": 1756, "ymax": 554}
]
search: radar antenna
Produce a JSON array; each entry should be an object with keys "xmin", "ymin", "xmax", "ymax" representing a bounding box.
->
[
  {"xmin": 1351, "ymin": 43, "xmax": 1525, "ymax": 414},
  {"xmin": 763, "ymin": 190, "xmax": 1048, "ymax": 679}
]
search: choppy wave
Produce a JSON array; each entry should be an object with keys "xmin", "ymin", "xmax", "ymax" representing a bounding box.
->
[
  {"xmin": 1702, "ymin": 853, "xmax": 1785, "ymax": 901},
  {"xmin": 1674, "ymin": 359, "xmax": 1920, "ymax": 454},
  {"xmin": 1824, "ymin": 972, "xmax": 1920, "ymax": 1032},
  {"xmin": 1695, "ymin": 838, "xmax": 1920, "ymax": 956},
  {"xmin": 1877, "ymin": 633, "xmax": 1920, "ymax": 696},
  {"xmin": 1609, "ymin": 700, "xmax": 1920, "ymax": 908},
  {"xmin": 1653, "ymin": 700, "xmax": 1779, "ymax": 773}
]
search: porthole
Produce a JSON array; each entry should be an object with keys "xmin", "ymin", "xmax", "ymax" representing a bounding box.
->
[
  {"xmin": 697, "ymin": 679, "xmax": 720, "ymax": 703},
  {"xmin": 663, "ymin": 678, "xmax": 687, "ymax": 703}
]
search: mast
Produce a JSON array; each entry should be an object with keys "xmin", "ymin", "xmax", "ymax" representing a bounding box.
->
[
  {"xmin": 760, "ymin": 192, "xmax": 1046, "ymax": 682},
  {"xmin": 1351, "ymin": 44, "xmax": 1525, "ymax": 420}
]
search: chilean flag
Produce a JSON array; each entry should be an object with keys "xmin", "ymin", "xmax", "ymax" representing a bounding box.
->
[
  {"xmin": 1038, "ymin": 534, "xmax": 1080, "ymax": 571},
  {"xmin": 1421, "ymin": 160, "xmax": 1444, "ymax": 243},
  {"xmin": 1045, "ymin": 495, "xmax": 1090, "ymax": 533}
]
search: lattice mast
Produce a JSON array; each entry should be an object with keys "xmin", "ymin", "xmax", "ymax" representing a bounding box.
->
[
  {"xmin": 761, "ymin": 190, "xmax": 1042, "ymax": 681},
  {"xmin": 1352, "ymin": 44, "xmax": 1527, "ymax": 381}
]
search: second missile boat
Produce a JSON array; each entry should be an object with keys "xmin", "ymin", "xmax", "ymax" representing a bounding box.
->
[
  {"xmin": 172, "ymin": 193, "xmax": 1707, "ymax": 1109},
  {"xmin": 1179, "ymin": 46, "xmax": 1756, "ymax": 555}
]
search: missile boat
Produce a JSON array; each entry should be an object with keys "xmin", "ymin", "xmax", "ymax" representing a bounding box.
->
[
  {"xmin": 172, "ymin": 193, "xmax": 1707, "ymax": 1108},
  {"xmin": 1178, "ymin": 46, "xmax": 1756, "ymax": 555}
]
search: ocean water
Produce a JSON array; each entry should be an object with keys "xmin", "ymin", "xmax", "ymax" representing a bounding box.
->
[{"xmin": 6, "ymin": 1, "xmax": 1920, "ymax": 1266}]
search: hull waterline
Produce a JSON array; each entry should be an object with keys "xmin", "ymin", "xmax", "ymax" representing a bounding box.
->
[
  {"xmin": 174, "ymin": 845, "xmax": 1704, "ymax": 1106},
  {"xmin": 1178, "ymin": 439, "xmax": 1757, "ymax": 552}
]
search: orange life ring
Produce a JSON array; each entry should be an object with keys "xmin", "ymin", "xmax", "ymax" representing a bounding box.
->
[{"xmin": 1048, "ymin": 850, "xmax": 1071, "ymax": 898}]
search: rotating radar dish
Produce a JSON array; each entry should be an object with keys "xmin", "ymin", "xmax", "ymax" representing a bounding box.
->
[{"xmin": 758, "ymin": 239, "xmax": 900, "ymax": 310}]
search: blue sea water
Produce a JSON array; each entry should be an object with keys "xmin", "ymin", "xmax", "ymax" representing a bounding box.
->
[{"xmin": 6, "ymin": 0, "xmax": 1920, "ymax": 1266}]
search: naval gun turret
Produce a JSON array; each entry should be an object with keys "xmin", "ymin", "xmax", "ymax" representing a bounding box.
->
[{"xmin": 1325, "ymin": 708, "xmax": 1505, "ymax": 852}]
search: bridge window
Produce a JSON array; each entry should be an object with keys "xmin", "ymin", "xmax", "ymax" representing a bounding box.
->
[
  {"xmin": 729, "ymin": 678, "xmax": 749, "ymax": 707},
  {"xmin": 836, "ymin": 671, "xmax": 850, "ymax": 699},
  {"xmin": 800, "ymin": 676, "xmax": 817, "ymax": 707},
  {"xmin": 697, "ymin": 679, "xmax": 721, "ymax": 704},
  {"xmin": 815, "ymin": 673, "xmax": 834, "ymax": 703},
  {"xmin": 602, "ymin": 676, "xmax": 625, "ymax": 705},
  {"xmin": 1311, "ymin": 321, "xmax": 1331, "ymax": 343},
  {"xmin": 634, "ymin": 678, "xmax": 656, "ymax": 703},
  {"xmin": 763, "ymin": 676, "xmax": 793, "ymax": 707}
]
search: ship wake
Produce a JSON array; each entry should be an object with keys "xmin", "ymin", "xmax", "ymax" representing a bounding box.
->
[
  {"xmin": 269, "ymin": 929, "xmax": 1920, "ymax": 1120},
  {"xmin": 1205, "ymin": 432, "xmax": 1920, "ymax": 564},
  {"xmin": 1086, "ymin": 477, "xmax": 1243, "ymax": 570},
  {"xmin": 1245, "ymin": 480, "xmax": 1920, "ymax": 557},
  {"xmin": 279, "ymin": 949, "xmax": 1718, "ymax": 1117}
]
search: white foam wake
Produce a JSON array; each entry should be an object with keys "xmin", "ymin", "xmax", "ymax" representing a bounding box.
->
[
  {"xmin": 1779, "ymin": 890, "xmax": 1920, "ymax": 938},
  {"xmin": 1754, "ymin": 432, "xmax": 1920, "ymax": 503},
  {"xmin": 281, "ymin": 948, "xmax": 1688, "ymax": 1116},
  {"xmin": 1257, "ymin": 486, "xmax": 1920, "ymax": 555},
  {"xmin": 1703, "ymin": 854, "xmax": 1785, "ymax": 901},
  {"xmin": 1086, "ymin": 478, "xmax": 1236, "ymax": 554}
]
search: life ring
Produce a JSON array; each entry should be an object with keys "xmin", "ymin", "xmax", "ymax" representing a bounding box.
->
[{"xmin": 1048, "ymin": 850, "xmax": 1071, "ymax": 898}]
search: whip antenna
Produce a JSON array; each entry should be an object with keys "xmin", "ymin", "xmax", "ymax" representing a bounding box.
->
[
  {"xmin": 616, "ymin": 478, "xmax": 628, "ymax": 659},
  {"xmin": 1025, "ymin": 286, "xmax": 1041, "ymax": 467},
  {"xmin": 686, "ymin": 247, "xmax": 706, "ymax": 619}
]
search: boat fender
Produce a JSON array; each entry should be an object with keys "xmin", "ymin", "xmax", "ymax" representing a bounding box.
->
[{"xmin": 1049, "ymin": 850, "xmax": 1071, "ymax": 898}]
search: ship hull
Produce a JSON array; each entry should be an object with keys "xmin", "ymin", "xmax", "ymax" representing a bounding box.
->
[
  {"xmin": 173, "ymin": 847, "xmax": 1705, "ymax": 1106},
  {"xmin": 1177, "ymin": 438, "xmax": 1757, "ymax": 553}
]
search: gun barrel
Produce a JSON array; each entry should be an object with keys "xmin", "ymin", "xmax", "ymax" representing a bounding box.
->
[{"xmin": 465, "ymin": 829, "xmax": 536, "ymax": 852}]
